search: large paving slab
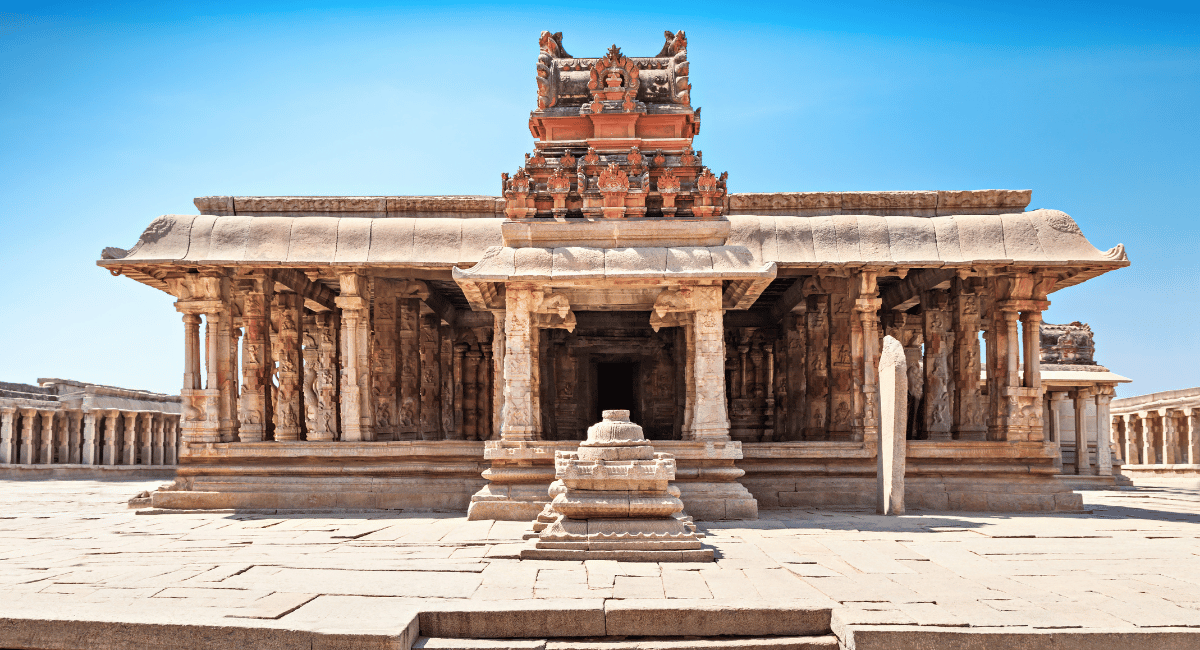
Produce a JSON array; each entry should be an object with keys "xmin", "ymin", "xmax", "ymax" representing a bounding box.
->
[{"xmin": 0, "ymin": 479, "xmax": 1198, "ymax": 647}]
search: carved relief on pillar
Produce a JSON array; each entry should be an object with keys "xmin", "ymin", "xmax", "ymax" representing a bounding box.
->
[
  {"xmin": 463, "ymin": 343, "xmax": 481, "ymax": 440},
  {"xmin": 336, "ymin": 272, "xmax": 373, "ymax": 441},
  {"xmin": 395, "ymin": 280, "xmax": 430, "ymax": 441},
  {"xmin": 805, "ymin": 288, "xmax": 831, "ymax": 440},
  {"xmin": 419, "ymin": 313, "xmax": 442, "ymax": 439},
  {"xmin": 38, "ymin": 411, "xmax": 55, "ymax": 464},
  {"xmin": 215, "ymin": 276, "xmax": 238, "ymax": 442},
  {"xmin": 302, "ymin": 316, "xmax": 319, "ymax": 436},
  {"xmin": 0, "ymin": 407, "xmax": 14, "ymax": 464},
  {"xmin": 690, "ymin": 285, "xmax": 730, "ymax": 440},
  {"xmin": 780, "ymin": 308, "xmax": 807, "ymax": 441},
  {"xmin": 312, "ymin": 311, "xmax": 339, "ymax": 441},
  {"xmin": 237, "ymin": 279, "xmax": 272, "ymax": 442},
  {"xmin": 988, "ymin": 273, "xmax": 1053, "ymax": 442},
  {"xmin": 921, "ymin": 290, "xmax": 954, "ymax": 441},
  {"xmin": 440, "ymin": 323, "xmax": 456, "ymax": 440},
  {"xmin": 501, "ymin": 287, "xmax": 538, "ymax": 440},
  {"xmin": 170, "ymin": 274, "xmax": 225, "ymax": 446},
  {"xmin": 373, "ymin": 278, "xmax": 399, "ymax": 440},
  {"xmin": 852, "ymin": 271, "xmax": 881, "ymax": 445},
  {"xmin": 272, "ymin": 293, "xmax": 304, "ymax": 441},
  {"xmin": 828, "ymin": 279, "xmax": 853, "ymax": 440},
  {"xmin": 1094, "ymin": 386, "xmax": 1115, "ymax": 475},
  {"xmin": 492, "ymin": 313, "xmax": 505, "ymax": 441},
  {"xmin": 952, "ymin": 279, "xmax": 986, "ymax": 440}
]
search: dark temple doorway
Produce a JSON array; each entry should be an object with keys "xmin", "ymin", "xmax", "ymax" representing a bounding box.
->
[{"xmin": 595, "ymin": 361, "xmax": 639, "ymax": 423}]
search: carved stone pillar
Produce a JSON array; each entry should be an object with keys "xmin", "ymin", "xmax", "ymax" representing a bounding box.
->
[
  {"xmin": 337, "ymin": 272, "xmax": 373, "ymax": 441},
  {"xmin": 67, "ymin": 411, "xmax": 82, "ymax": 464},
  {"xmin": 176, "ymin": 297, "xmax": 221, "ymax": 446},
  {"xmin": 216, "ymin": 278, "xmax": 238, "ymax": 442},
  {"xmin": 828, "ymin": 280, "xmax": 853, "ymax": 440},
  {"xmin": 1188, "ymin": 409, "xmax": 1200, "ymax": 465},
  {"xmin": 1138, "ymin": 411, "xmax": 1155, "ymax": 464},
  {"xmin": 806, "ymin": 292, "xmax": 830, "ymax": 440},
  {"xmin": 681, "ymin": 314, "xmax": 695, "ymax": 439},
  {"xmin": 464, "ymin": 347, "xmax": 481, "ymax": 440},
  {"xmin": 272, "ymin": 293, "xmax": 303, "ymax": 441},
  {"xmin": 1123, "ymin": 414, "xmax": 1138, "ymax": 465},
  {"xmin": 492, "ymin": 313, "xmax": 505, "ymax": 441},
  {"xmin": 57, "ymin": 411, "xmax": 72, "ymax": 464},
  {"xmin": 921, "ymin": 290, "xmax": 953, "ymax": 442},
  {"xmin": 165, "ymin": 416, "xmax": 178, "ymax": 465},
  {"xmin": 81, "ymin": 411, "xmax": 96, "ymax": 465},
  {"xmin": 1095, "ymin": 388, "xmax": 1114, "ymax": 476},
  {"xmin": 302, "ymin": 316, "xmax": 319, "ymax": 436},
  {"xmin": 1072, "ymin": 390, "xmax": 1090, "ymax": 475},
  {"xmin": 151, "ymin": 415, "xmax": 164, "ymax": 465},
  {"xmin": 453, "ymin": 342, "xmax": 468, "ymax": 440},
  {"xmin": 237, "ymin": 279, "xmax": 272, "ymax": 442},
  {"xmin": 1161, "ymin": 409, "xmax": 1179, "ymax": 465},
  {"xmin": 374, "ymin": 279, "xmax": 400, "ymax": 440},
  {"xmin": 952, "ymin": 279, "xmax": 986, "ymax": 440},
  {"xmin": 691, "ymin": 284, "xmax": 730, "ymax": 440},
  {"xmin": 440, "ymin": 325, "xmax": 455, "ymax": 440},
  {"xmin": 140, "ymin": 413, "xmax": 154, "ymax": 465},
  {"xmin": 782, "ymin": 308, "xmax": 807, "ymax": 442},
  {"xmin": 311, "ymin": 311, "xmax": 340, "ymax": 441},
  {"xmin": 18, "ymin": 409, "xmax": 35, "ymax": 464},
  {"xmin": 101, "ymin": 410, "xmax": 118, "ymax": 465},
  {"xmin": 480, "ymin": 340, "xmax": 494, "ymax": 440},
  {"xmin": 1049, "ymin": 391, "xmax": 1067, "ymax": 471},
  {"xmin": 501, "ymin": 287, "xmax": 539, "ymax": 440},
  {"xmin": 39, "ymin": 411, "xmax": 55, "ymax": 464},
  {"xmin": 122, "ymin": 411, "xmax": 138, "ymax": 465},
  {"xmin": 852, "ymin": 271, "xmax": 881, "ymax": 446},
  {"xmin": 0, "ymin": 407, "xmax": 13, "ymax": 464},
  {"xmin": 419, "ymin": 313, "xmax": 442, "ymax": 440}
]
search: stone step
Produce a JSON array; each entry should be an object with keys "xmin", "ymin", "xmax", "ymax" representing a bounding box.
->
[{"xmin": 414, "ymin": 636, "xmax": 840, "ymax": 650}]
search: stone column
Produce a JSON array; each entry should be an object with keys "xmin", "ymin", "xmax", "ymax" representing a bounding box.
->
[
  {"xmin": 18, "ymin": 409, "xmax": 35, "ymax": 464},
  {"xmin": 952, "ymin": 279, "xmax": 986, "ymax": 440},
  {"xmin": 39, "ymin": 410, "xmax": 55, "ymax": 464},
  {"xmin": 81, "ymin": 411, "xmax": 96, "ymax": 465},
  {"xmin": 492, "ymin": 313, "xmax": 505, "ymax": 441},
  {"xmin": 419, "ymin": 313, "xmax": 442, "ymax": 440},
  {"xmin": 1138, "ymin": 411, "xmax": 1154, "ymax": 465},
  {"xmin": 1072, "ymin": 389, "xmax": 1090, "ymax": 475},
  {"xmin": 237, "ymin": 279, "xmax": 272, "ymax": 442},
  {"xmin": 681, "ymin": 314, "xmax": 696, "ymax": 439},
  {"xmin": 1122, "ymin": 414, "xmax": 1138, "ymax": 465},
  {"xmin": 374, "ymin": 279, "xmax": 400, "ymax": 440},
  {"xmin": 1161, "ymin": 409, "xmax": 1179, "ymax": 465},
  {"xmin": 500, "ymin": 287, "xmax": 539, "ymax": 440},
  {"xmin": 102, "ymin": 410, "xmax": 118, "ymax": 465},
  {"xmin": 463, "ymin": 346, "xmax": 480, "ymax": 439},
  {"xmin": 453, "ymin": 342, "xmax": 467, "ymax": 439},
  {"xmin": 0, "ymin": 407, "xmax": 13, "ymax": 464},
  {"xmin": 272, "ymin": 293, "xmax": 303, "ymax": 441},
  {"xmin": 1188, "ymin": 409, "xmax": 1200, "ymax": 465},
  {"xmin": 311, "ymin": 311, "xmax": 340, "ymax": 441},
  {"xmin": 853, "ymin": 271, "xmax": 881, "ymax": 446},
  {"xmin": 177, "ymin": 302, "xmax": 221, "ymax": 445},
  {"xmin": 1049, "ymin": 391, "xmax": 1066, "ymax": 471},
  {"xmin": 1095, "ymin": 388, "xmax": 1114, "ymax": 476},
  {"xmin": 122, "ymin": 411, "xmax": 138, "ymax": 465},
  {"xmin": 690, "ymin": 285, "xmax": 730, "ymax": 440},
  {"xmin": 67, "ymin": 411, "xmax": 82, "ymax": 464},
  {"xmin": 217, "ymin": 278, "xmax": 238, "ymax": 442},
  {"xmin": 151, "ymin": 415, "xmax": 164, "ymax": 465},
  {"xmin": 337, "ymin": 272, "xmax": 373, "ymax": 441},
  {"xmin": 140, "ymin": 413, "xmax": 154, "ymax": 465},
  {"xmin": 165, "ymin": 416, "xmax": 178, "ymax": 465},
  {"xmin": 921, "ymin": 290, "xmax": 953, "ymax": 442},
  {"xmin": 302, "ymin": 317, "xmax": 318, "ymax": 436}
]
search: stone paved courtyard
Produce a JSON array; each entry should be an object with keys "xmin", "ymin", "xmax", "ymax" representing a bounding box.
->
[{"xmin": 2, "ymin": 479, "xmax": 1200, "ymax": 646}]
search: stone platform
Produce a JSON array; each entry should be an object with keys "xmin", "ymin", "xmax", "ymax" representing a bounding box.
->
[{"xmin": 2, "ymin": 478, "xmax": 1200, "ymax": 649}]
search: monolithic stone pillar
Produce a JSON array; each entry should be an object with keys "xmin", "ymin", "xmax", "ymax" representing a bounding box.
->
[
  {"xmin": 480, "ymin": 340, "xmax": 495, "ymax": 440},
  {"xmin": 1072, "ymin": 390, "xmax": 1090, "ymax": 475},
  {"xmin": 311, "ymin": 311, "xmax": 339, "ymax": 441},
  {"xmin": 691, "ymin": 285, "xmax": 730, "ymax": 440},
  {"xmin": 1188, "ymin": 409, "xmax": 1200, "ymax": 465},
  {"xmin": 122, "ymin": 411, "xmax": 138, "ymax": 465},
  {"xmin": 441, "ymin": 324, "xmax": 456, "ymax": 440},
  {"xmin": 151, "ymin": 415, "xmax": 164, "ymax": 465},
  {"xmin": 853, "ymin": 271, "xmax": 881, "ymax": 446},
  {"xmin": 952, "ymin": 279, "xmax": 986, "ymax": 440},
  {"xmin": 81, "ymin": 411, "xmax": 96, "ymax": 465},
  {"xmin": 177, "ymin": 302, "xmax": 221, "ymax": 446},
  {"xmin": 878, "ymin": 336, "xmax": 906, "ymax": 515},
  {"xmin": 420, "ymin": 313, "xmax": 442, "ymax": 440},
  {"xmin": 0, "ymin": 407, "xmax": 14, "ymax": 464},
  {"xmin": 681, "ymin": 314, "xmax": 696, "ymax": 439},
  {"xmin": 217, "ymin": 279, "xmax": 238, "ymax": 442},
  {"xmin": 806, "ymin": 291, "xmax": 830, "ymax": 440},
  {"xmin": 18, "ymin": 409, "xmax": 35, "ymax": 464},
  {"xmin": 1139, "ymin": 411, "xmax": 1156, "ymax": 464},
  {"xmin": 67, "ymin": 411, "xmax": 82, "ymax": 464},
  {"xmin": 272, "ymin": 293, "xmax": 303, "ymax": 441},
  {"xmin": 39, "ymin": 411, "xmax": 55, "ymax": 464},
  {"xmin": 102, "ymin": 410, "xmax": 119, "ymax": 465},
  {"xmin": 1123, "ymin": 414, "xmax": 1139, "ymax": 465},
  {"xmin": 165, "ymin": 416, "xmax": 179, "ymax": 465},
  {"xmin": 782, "ymin": 308, "xmax": 807, "ymax": 442},
  {"xmin": 453, "ymin": 342, "xmax": 468, "ymax": 439},
  {"xmin": 374, "ymin": 279, "xmax": 400, "ymax": 440},
  {"xmin": 302, "ymin": 318, "xmax": 318, "ymax": 436},
  {"xmin": 463, "ymin": 347, "xmax": 481, "ymax": 440},
  {"xmin": 337, "ymin": 272, "xmax": 373, "ymax": 441},
  {"xmin": 1161, "ymin": 409, "xmax": 1179, "ymax": 465},
  {"xmin": 501, "ymin": 287, "xmax": 539, "ymax": 440},
  {"xmin": 1095, "ymin": 387, "xmax": 1114, "ymax": 476},
  {"xmin": 237, "ymin": 279, "xmax": 272, "ymax": 442},
  {"xmin": 921, "ymin": 290, "xmax": 953, "ymax": 442}
]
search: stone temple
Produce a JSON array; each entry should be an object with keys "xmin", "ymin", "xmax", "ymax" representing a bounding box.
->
[{"xmin": 97, "ymin": 30, "xmax": 1130, "ymax": 518}]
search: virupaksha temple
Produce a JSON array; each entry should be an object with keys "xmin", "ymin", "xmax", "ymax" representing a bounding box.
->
[{"xmin": 98, "ymin": 30, "xmax": 1130, "ymax": 518}]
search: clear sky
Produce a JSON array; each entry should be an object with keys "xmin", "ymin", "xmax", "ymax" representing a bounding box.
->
[{"xmin": 1, "ymin": 1, "xmax": 1197, "ymax": 397}]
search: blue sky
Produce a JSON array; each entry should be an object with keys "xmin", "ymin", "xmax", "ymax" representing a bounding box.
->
[{"xmin": 1, "ymin": 1, "xmax": 1197, "ymax": 396}]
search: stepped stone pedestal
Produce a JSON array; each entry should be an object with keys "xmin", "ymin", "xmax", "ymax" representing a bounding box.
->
[{"xmin": 522, "ymin": 410, "xmax": 712, "ymax": 562}]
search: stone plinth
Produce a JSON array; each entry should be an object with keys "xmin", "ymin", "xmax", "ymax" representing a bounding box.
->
[{"xmin": 523, "ymin": 410, "xmax": 712, "ymax": 562}]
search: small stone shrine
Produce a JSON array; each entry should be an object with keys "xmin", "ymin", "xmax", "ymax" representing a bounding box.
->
[{"xmin": 524, "ymin": 409, "xmax": 710, "ymax": 561}]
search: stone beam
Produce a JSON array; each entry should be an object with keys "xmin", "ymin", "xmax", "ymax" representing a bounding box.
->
[
  {"xmin": 880, "ymin": 268, "xmax": 957, "ymax": 312},
  {"xmin": 768, "ymin": 278, "xmax": 807, "ymax": 324},
  {"xmin": 273, "ymin": 269, "xmax": 336, "ymax": 312},
  {"xmin": 423, "ymin": 283, "xmax": 460, "ymax": 327}
]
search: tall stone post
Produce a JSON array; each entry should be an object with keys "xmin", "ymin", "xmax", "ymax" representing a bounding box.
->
[
  {"xmin": 419, "ymin": 313, "xmax": 442, "ymax": 440},
  {"xmin": 1123, "ymin": 414, "xmax": 1139, "ymax": 465},
  {"xmin": 173, "ymin": 276, "xmax": 223, "ymax": 446},
  {"xmin": 151, "ymin": 415, "xmax": 164, "ymax": 465},
  {"xmin": 67, "ymin": 411, "xmax": 82, "ymax": 464},
  {"xmin": 311, "ymin": 311, "xmax": 340, "ymax": 441},
  {"xmin": 952, "ymin": 279, "xmax": 986, "ymax": 440},
  {"xmin": 18, "ymin": 409, "xmax": 35, "ymax": 464},
  {"xmin": 452, "ymin": 342, "xmax": 467, "ymax": 440},
  {"xmin": 1188, "ymin": 409, "xmax": 1200, "ymax": 465},
  {"xmin": 81, "ymin": 411, "xmax": 96, "ymax": 465},
  {"xmin": 1139, "ymin": 411, "xmax": 1155, "ymax": 465},
  {"xmin": 464, "ymin": 347, "xmax": 481, "ymax": 439},
  {"xmin": 102, "ymin": 410, "xmax": 118, "ymax": 465},
  {"xmin": 1072, "ymin": 389, "xmax": 1090, "ymax": 475},
  {"xmin": 217, "ymin": 277, "xmax": 238, "ymax": 442},
  {"xmin": 237, "ymin": 279, "xmax": 273, "ymax": 442},
  {"xmin": 122, "ymin": 411, "xmax": 138, "ymax": 465},
  {"xmin": 492, "ymin": 313, "xmax": 505, "ymax": 441},
  {"xmin": 878, "ymin": 335, "xmax": 907, "ymax": 515},
  {"xmin": 0, "ymin": 407, "xmax": 13, "ymax": 464},
  {"xmin": 374, "ymin": 279, "xmax": 400, "ymax": 440},
  {"xmin": 337, "ymin": 272, "xmax": 373, "ymax": 441},
  {"xmin": 1049, "ymin": 391, "xmax": 1066, "ymax": 471},
  {"xmin": 165, "ymin": 416, "xmax": 178, "ymax": 465},
  {"xmin": 681, "ymin": 314, "xmax": 696, "ymax": 439},
  {"xmin": 501, "ymin": 287, "xmax": 539, "ymax": 440},
  {"xmin": 39, "ymin": 411, "xmax": 55, "ymax": 464},
  {"xmin": 272, "ymin": 293, "xmax": 304, "ymax": 441},
  {"xmin": 1095, "ymin": 387, "xmax": 1114, "ymax": 476},
  {"xmin": 690, "ymin": 284, "xmax": 730, "ymax": 440},
  {"xmin": 302, "ymin": 317, "xmax": 319, "ymax": 436},
  {"xmin": 853, "ymin": 271, "xmax": 881, "ymax": 447},
  {"xmin": 1161, "ymin": 409, "xmax": 1179, "ymax": 465}
]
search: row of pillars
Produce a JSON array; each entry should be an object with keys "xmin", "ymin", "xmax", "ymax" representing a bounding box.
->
[
  {"xmin": 0, "ymin": 407, "xmax": 180, "ymax": 466},
  {"xmin": 1113, "ymin": 408, "xmax": 1200, "ymax": 466},
  {"xmin": 1045, "ymin": 386, "xmax": 1114, "ymax": 476}
]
